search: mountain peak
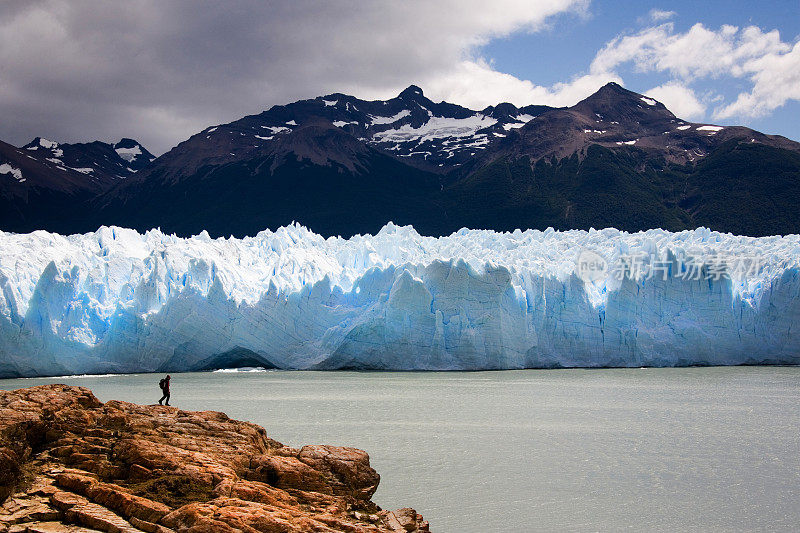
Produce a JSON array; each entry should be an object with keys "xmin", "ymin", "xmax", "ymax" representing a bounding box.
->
[
  {"xmin": 113, "ymin": 138, "xmax": 155, "ymax": 169},
  {"xmin": 23, "ymin": 137, "xmax": 59, "ymax": 150},
  {"xmin": 582, "ymin": 82, "xmax": 666, "ymax": 109},
  {"xmin": 485, "ymin": 102, "xmax": 520, "ymax": 119},
  {"xmin": 599, "ymin": 81, "xmax": 626, "ymax": 92},
  {"xmin": 398, "ymin": 85, "xmax": 425, "ymax": 100},
  {"xmin": 572, "ymin": 81, "xmax": 674, "ymax": 123},
  {"xmin": 114, "ymin": 138, "xmax": 141, "ymax": 149},
  {"xmin": 586, "ymin": 82, "xmax": 643, "ymax": 102}
]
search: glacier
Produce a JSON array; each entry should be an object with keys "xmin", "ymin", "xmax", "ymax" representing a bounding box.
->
[{"xmin": 0, "ymin": 223, "xmax": 798, "ymax": 377}]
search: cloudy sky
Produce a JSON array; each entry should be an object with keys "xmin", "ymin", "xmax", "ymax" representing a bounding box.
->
[{"xmin": 1, "ymin": 0, "xmax": 798, "ymax": 154}]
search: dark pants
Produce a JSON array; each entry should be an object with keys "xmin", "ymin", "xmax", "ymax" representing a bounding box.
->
[{"xmin": 159, "ymin": 391, "xmax": 170, "ymax": 405}]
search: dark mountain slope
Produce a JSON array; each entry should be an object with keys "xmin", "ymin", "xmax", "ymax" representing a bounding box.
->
[
  {"xmin": 441, "ymin": 144, "xmax": 691, "ymax": 233},
  {"xmin": 22, "ymin": 137, "xmax": 154, "ymax": 179},
  {"xmin": 683, "ymin": 141, "xmax": 800, "ymax": 236},
  {"xmin": 90, "ymin": 122, "xmax": 446, "ymax": 237},
  {"xmin": 442, "ymin": 83, "xmax": 800, "ymax": 237},
  {"xmin": 0, "ymin": 136, "xmax": 154, "ymax": 233},
  {"xmin": 0, "ymin": 139, "xmax": 108, "ymax": 233}
]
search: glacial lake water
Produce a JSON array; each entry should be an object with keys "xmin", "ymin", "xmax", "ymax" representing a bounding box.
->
[{"xmin": 2, "ymin": 367, "xmax": 799, "ymax": 532}]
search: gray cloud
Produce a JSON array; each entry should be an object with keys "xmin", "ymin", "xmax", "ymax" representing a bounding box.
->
[{"xmin": 0, "ymin": 0, "xmax": 587, "ymax": 154}]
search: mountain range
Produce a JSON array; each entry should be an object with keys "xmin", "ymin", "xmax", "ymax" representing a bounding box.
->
[{"xmin": 2, "ymin": 82, "xmax": 799, "ymax": 237}]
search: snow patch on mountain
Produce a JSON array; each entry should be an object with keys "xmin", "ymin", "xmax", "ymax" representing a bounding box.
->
[
  {"xmin": 114, "ymin": 145, "xmax": 142, "ymax": 163},
  {"xmin": 26, "ymin": 138, "xmax": 63, "ymax": 158},
  {"xmin": 372, "ymin": 114, "xmax": 497, "ymax": 144},
  {"xmin": 368, "ymin": 110, "xmax": 411, "ymax": 125},
  {"xmin": 0, "ymin": 163, "xmax": 24, "ymax": 182},
  {"xmin": 262, "ymin": 126, "xmax": 292, "ymax": 135},
  {"xmin": 37, "ymin": 138, "xmax": 57, "ymax": 149}
]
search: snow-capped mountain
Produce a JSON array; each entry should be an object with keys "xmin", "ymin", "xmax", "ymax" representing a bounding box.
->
[
  {"xmin": 112, "ymin": 138, "xmax": 156, "ymax": 171},
  {"xmin": 21, "ymin": 137, "xmax": 155, "ymax": 179},
  {"xmin": 199, "ymin": 84, "xmax": 552, "ymax": 172},
  {"xmin": 134, "ymin": 82, "xmax": 797, "ymax": 186},
  {"xmin": 121, "ymin": 84, "xmax": 553, "ymax": 187},
  {"xmin": 2, "ymin": 82, "xmax": 800, "ymax": 238},
  {"xmin": 86, "ymin": 83, "xmax": 800, "ymax": 239},
  {"xmin": 469, "ymin": 82, "xmax": 798, "ymax": 167},
  {"xmin": 0, "ymin": 136, "xmax": 154, "ymax": 234},
  {"xmin": 297, "ymin": 85, "xmax": 552, "ymax": 172}
]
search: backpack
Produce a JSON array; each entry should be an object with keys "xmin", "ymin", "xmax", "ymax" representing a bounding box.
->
[{"xmin": 159, "ymin": 378, "xmax": 166, "ymax": 390}]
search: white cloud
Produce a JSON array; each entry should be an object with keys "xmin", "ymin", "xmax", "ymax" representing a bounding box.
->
[
  {"xmin": 645, "ymin": 82, "xmax": 705, "ymax": 119},
  {"xmin": 1, "ymin": 0, "xmax": 796, "ymax": 153},
  {"xmin": 588, "ymin": 21, "xmax": 798, "ymax": 121},
  {"xmin": 715, "ymin": 41, "xmax": 800, "ymax": 119},
  {"xmin": 649, "ymin": 9, "xmax": 675, "ymax": 22},
  {"xmin": 423, "ymin": 58, "xmax": 619, "ymax": 109},
  {"xmin": 591, "ymin": 23, "xmax": 779, "ymax": 79},
  {"xmin": 0, "ymin": 0, "xmax": 590, "ymax": 153}
]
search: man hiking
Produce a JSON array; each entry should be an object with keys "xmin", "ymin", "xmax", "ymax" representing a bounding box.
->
[{"xmin": 158, "ymin": 375, "xmax": 171, "ymax": 405}]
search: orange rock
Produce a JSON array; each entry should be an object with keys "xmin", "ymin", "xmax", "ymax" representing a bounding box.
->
[
  {"xmin": 297, "ymin": 445, "xmax": 381, "ymax": 500},
  {"xmin": 0, "ymin": 385, "xmax": 429, "ymax": 532}
]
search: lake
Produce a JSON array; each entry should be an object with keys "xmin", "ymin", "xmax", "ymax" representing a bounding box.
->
[{"xmin": 2, "ymin": 367, "xmax": 799, "ymax": 532}]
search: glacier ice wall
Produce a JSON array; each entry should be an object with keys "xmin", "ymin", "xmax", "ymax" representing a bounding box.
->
[{"xmin": 0, "ymin": 223, "xmax": 798, "ymax": 377}]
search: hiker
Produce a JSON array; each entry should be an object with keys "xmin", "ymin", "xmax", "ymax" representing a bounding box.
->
[{"xmin": 158, "ymin": 375, "xmax": 171, "ymax": 405}]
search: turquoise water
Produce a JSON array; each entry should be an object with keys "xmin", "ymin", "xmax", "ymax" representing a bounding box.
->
[{"xmin": 2, "ymin": 367, "xmax": 799, "ymax": 532}]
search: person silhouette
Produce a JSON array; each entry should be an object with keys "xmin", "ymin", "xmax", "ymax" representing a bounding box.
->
[{"xmin": 158, "ymin": 375, "xmax": 171, "ymax": 406}]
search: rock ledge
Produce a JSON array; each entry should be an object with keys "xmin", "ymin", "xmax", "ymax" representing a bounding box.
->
[{"xmin": 0, "ymin": 385, "xmax": 428, "ymax": 532}]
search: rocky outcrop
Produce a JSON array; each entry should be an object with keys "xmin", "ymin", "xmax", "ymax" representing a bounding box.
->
[{"xmin": 0, "ymin": 385, "xmax": 428, "ymax": 532}]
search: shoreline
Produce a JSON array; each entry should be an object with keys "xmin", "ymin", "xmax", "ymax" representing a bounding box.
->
[{"xmin": 2, "ymin": 361, "xmax": 799, "ymax": 381}]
